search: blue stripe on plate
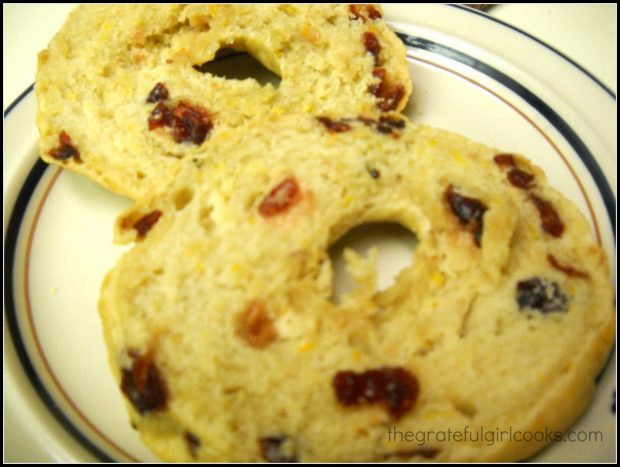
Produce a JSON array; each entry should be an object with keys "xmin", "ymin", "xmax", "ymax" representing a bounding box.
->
[
  {"xmin": 3, "ymin": 83, "xmax": 35, "ymax": 117},
  {"xmin": 4, "ymin": 162, "xmax": 116, "ymax": 463},
  {"xmin": 449, "ymin": 4, "xmax": 616, "ymax": 99}
]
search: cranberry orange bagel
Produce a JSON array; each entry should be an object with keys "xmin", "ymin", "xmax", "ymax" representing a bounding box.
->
[
  {"xmin": 36, "ymin": 4, "xmax": 411, "ymax": 199},
  {"xmin": 99, "ymin": 113, "xmax": 614, "ymax": 462}
]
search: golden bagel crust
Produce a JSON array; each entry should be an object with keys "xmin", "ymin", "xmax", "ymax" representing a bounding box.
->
[
  {"xmin": 99, "ymin": 113, "xmax": 614, "ymax": 462},
  {"xmin": 36, "ymin": 4, "xmax": 411, "ymax": 199}
]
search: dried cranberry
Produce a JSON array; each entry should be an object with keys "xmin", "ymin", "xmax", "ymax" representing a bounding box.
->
[
  {"xmin": 236, "ymin": 300, "xmax": 277, "ymax": 349},
  {"xmin": 529, "ymin": 194, "xmax": 564, "ymax": 238},
  {"xmin": 368, "ymin": 67, "xmax": 386, "ymax": 96},
  {"xmin": 184, "ymin": 431, "xmax": 201, "ymax": 459},
  {"xmin": 493, "ymin": 153, "xmax": 516, "ymax": 169},
  {"xmin": 170, "ymin": 101, "xmax": 213, "ymax": 144},
  {"xmin": 547, "ymin": 254, "xmax": 589, "ymax": 278},
  {"xmin": 259, "ymin": 436, "xmax": 297, "ymax": 463},
  {"xmin": 493, "ymin": 154, "xmax": 534, "ymax": 190},
  {"xmin": 506, "ymin": 168, "xmax": 535, "ymax": 189},
  {"xmin": 120, "ymin": 350, "xmax": 168, "ymax": 414},
  {"xmin": 359, "ymin": 116, "xmax": 387, "ymax": 132},
  {"xmin": 333, "ymin": 371, "xmax": 359, "ymax": 405},
  {"xmin": 132, "ymin": 210, "xmax": 162, "ymax": 238},
  {"xmin": 348, "ymin": 4, "xmax": 362, "ymax": 20},
  {"xmin": 368, "ymin": 68, "xmax": 405, "ymax": 112},
  {"xmin": 148, "ymin": 102, "xmax": 173, "ymax": 129},
  {"xmin": 362, "ymin": 31, "xmax": 382, "ymax": 66},
  {"xmin": 382, "ymin": 369, "xmax": 418, "ymax": 417},
  {"xmin": 516, "ymin": 277, "xmax": 568, "ymax": 313},
  {"xmin": 378, "ymin": 115, "xmax": 406, "ymax": 129},
  {"xmin": 348, "ymin": 4, "xmax": 382, "ymax": 22},
  {"xmin": 445, "ymin": 186, "xmax": 488, "ymax": 247},
  {"xmin": 332, "ymin": 367, "xmax": 418, "ymax": 419},
  {"xmin": 378, "ymin": 86, "xmax": 405, "ymax": 112},
  {"xmin": 356, "ymin": 115, "xmax": 405, "ymax": 136},
  {"xmin": 368, "ymin": 167, "xmax": 381, "ymax": 179},
  {"xmin": 316, "ymin": 116, "xmax": 352, "ymax": 133},
  {"xmin": 493, "ymin": 153, "xmax": 536, "ymax": 189},
  {"xmin": 258, "ymin": 177, "xmax": 301, "ymax": 217},
  {"xmin": 49, "ymin": 131, "xmax": 82, "ymax": 163},
  {"xmin": 148, "ymin": 101, "xmax": 213, "ymax": 145},
  {"xmin": 146, "ymin": 82, "xmax": 169, "ymax": 103},
  {"xmin": 375, "ymin": 123, "xmax": 394, "ymax": 135},
  {"xmin": 375, "ymin": 116, "xmax": 406, "ymax": 135},
  {"xmin": 367, "ymin": 5, "xmax": 382, "ymax": 20}
]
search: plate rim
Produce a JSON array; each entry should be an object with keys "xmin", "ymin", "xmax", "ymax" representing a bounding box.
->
[
  {"xmin": 4, "ymin": 130, "xmax": 116, "ymax": 461},
  {"xmin": 3, "ymin": 9, "xmax": 616, "ymax": 462},
  {"xmin": 449, "ymin": 4, "xmax": 615, "ymax": 99}
]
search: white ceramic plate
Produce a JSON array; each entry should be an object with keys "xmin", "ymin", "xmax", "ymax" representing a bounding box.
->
[{"xmin": 4, "ymin": 5, "xmax": 616, "ymax": 462}]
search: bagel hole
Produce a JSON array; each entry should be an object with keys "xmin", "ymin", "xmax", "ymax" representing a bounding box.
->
[
  {"xmin": 329, "ymin": 222, "xmax": 418, "ymax": 304},
  {"xmin": 193, "ymin": 48, "xmax": 281, "ymax": 88}
]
